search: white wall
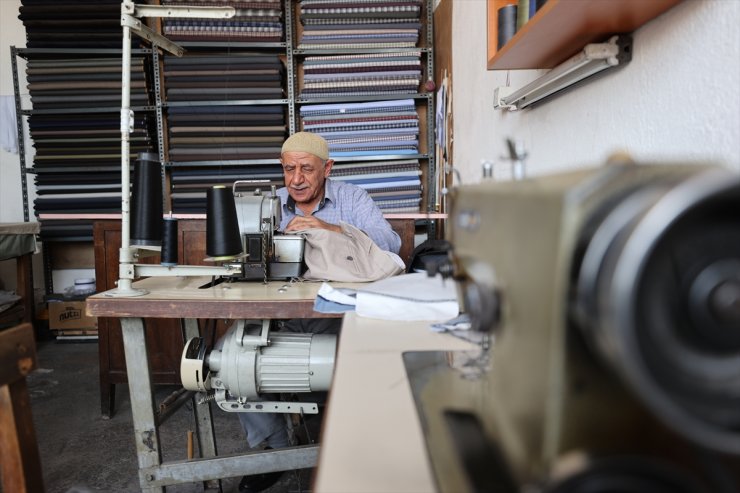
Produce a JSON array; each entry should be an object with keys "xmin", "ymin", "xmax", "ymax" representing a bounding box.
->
[
  {"xmin": 0, "ymin": 0, "xmax": 34, "ymax": 292},
  {"xmin": 0, "ymin": 0, "xmax": 28, "ymax": 223},
  {"xmin": 452, "ymin": 0, "xmax": 740, "ymax": 184}
]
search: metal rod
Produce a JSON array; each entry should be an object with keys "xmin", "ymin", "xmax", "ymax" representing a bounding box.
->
[
  {"xmin": 156, "ymin": 388, "xmax": 194, "ymax": 426},
  {"xmin": 119, "ymin": 20, "xmax": 134, "ymax": 293}
]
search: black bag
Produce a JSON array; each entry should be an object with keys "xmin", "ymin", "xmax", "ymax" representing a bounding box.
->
[{"xmin": 406, "ymin": 239, "xmax": 452, "ymax": 274}]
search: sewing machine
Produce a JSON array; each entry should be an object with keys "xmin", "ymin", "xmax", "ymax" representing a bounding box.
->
[
  {"xmin": 179, "ymin": 182, "xmax": 327, "ymax": 414},
  {"xmin": 404, "ymin": 159, "xmax": 740, "ymax": 492},
  {"xmin": 225, "ymin": 180, "xmax": 305, "ymax": 282}
]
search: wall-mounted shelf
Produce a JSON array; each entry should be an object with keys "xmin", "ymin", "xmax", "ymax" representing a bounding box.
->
[{"xmin": 487, "ymin": 0, "xmax": 682, "ymax": 70}]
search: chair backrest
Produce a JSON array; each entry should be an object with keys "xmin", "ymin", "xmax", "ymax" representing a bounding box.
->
[{"xmin": 0, "ymin": 323, "xmax": 45, "ymax": 493}]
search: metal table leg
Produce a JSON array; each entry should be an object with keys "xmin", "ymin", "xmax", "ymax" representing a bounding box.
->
[
  {"xmin": 122, "ymin": 317, "xmax": 320, "ymax": 491},
  {"xmin": 120, "ymin": 317, "xmax": 163, "ymax": 493},
  {"xmin": 183, "ymin": 318, "xmax": 221, "ymax": 491}
]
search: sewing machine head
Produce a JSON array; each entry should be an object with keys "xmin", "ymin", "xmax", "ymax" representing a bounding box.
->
[
  {"xmin": 228, "ymin": 180, "xmax": 304, "ymax": 281},
  {"xmin": 405, "ymin": 160, "xmax": 740, "ymax": 492}
]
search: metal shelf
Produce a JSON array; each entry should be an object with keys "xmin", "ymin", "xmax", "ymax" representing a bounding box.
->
[
  {"xmin": 164, "ymin": 99, "xmax": 289, "ymax": 108},
  {"xmin": 296, "ymin": 93, "xmax": 432, "ymax": 104},
  {"xmin": 20, "ymin": 106, "xmax": 155, "ymax": 116},
  {"xmin": 175, "ymin": 41, "xmax": 287, "ymax": 50},
  {"xmin": 166, "ymin": 159, "xmax": 281, "ymax": 167},
  {"xmin": 10, "ymin": 0, "xmax": 438, "ymax": 292},
  {"xmin": 14, "ymin": 47, "xmax": 152, "ymax": 58},
  {"xmin": 292, "ymin": 47, "xmax": 432, "ymax": 56}
]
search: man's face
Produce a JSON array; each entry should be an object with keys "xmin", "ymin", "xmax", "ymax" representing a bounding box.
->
[{"xmin": 280, "ymin": 151, "xmax": 333, "ymax": 208}]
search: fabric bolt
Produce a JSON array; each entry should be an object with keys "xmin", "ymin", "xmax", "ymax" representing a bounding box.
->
[
  {"xmin": 304, "ymin": 64, "xmax": 421, "ymax": 75},
  {"xmin": 303, "ymin": 51, "xmax": 421, "ymax": 63},
  {"xmin": 305, "ymin": 22, "xmax": 421, "ymax": 31},
  {"xmin": 303, "ymin": 110, "xmax": 418, "ymax": 120},
  {"xmin": 335, "ymin": 176, "xmax": 422, "ymax": 189},
  {"xmin": 332, "ymin": 169, "xmax": 421, "ymax": 182},
  {"xmin": 303, "ymin": 18, "xmax": 419, "ymax": 26},
  {"xmin": 300, "ymin": 98, "xmax": 415, "ymax": 114},
  {"xmin": 297, "ymin": 42, "xmax": 416, "ymax": 49},
  {"xmin": 303, "ymin": 70, "xmax": 421, "ymax": 81},
  {"xmin": 298, "ymin": 98, "xmax": 422, "ymax": 211}
]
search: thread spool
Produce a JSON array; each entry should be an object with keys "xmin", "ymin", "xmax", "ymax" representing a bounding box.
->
[
  {"xmin": 161, "ymin": 217, "xmax": 178, "ymax": 266},
  {"xmin": 497, "ymin": 4, "xmax": 518, "ymax": 50},
  {"xmin": 131, "ymin": 152, "xmax": 163, "ymax": 246},
  {"xmin": 206, "ymin": 186, "xmax": 243, "ymax": 260}
]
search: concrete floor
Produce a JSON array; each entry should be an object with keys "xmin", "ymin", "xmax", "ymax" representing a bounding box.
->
[{"xmin": 26, "ymin": 339, "xmax": 317, "ymax": 493}]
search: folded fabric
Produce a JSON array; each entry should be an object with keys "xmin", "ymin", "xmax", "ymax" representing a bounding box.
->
[
  {"xmin": 298, "ymin": 222, "xmax": 404, "ymax": 282},
  {"xmin": 313, "ymin": 282, "xmax": 358, "ymax": 313},
  {"xmin": 354, "ymin": 272, "xmax": 459, "ymax": 321}
]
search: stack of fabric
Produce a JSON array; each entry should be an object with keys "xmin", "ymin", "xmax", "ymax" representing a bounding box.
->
[
  {"xmin": 28, "ymin": 56, "xmax": 156, "ymax": 239},
  {"xmin": 161, "ymin": 0, "xmax": 284, "ymax": 43},
  {"xmin": 18, "ymin": 0, "xmax": 155, "ymax": 240},
  {"xmin": 163, "ymin": 52, "xmax": 287, "ymax": 164},
  {"xmin": 300, "ymin": 99, "xmax": 421, "ymax": 212},
  {"xmin": 297, "ymin": 0, "xmax": 424, "ymax": 98},
  {"xmin": 295, "ymin": 0, "xmax": 427, "ymax": 213},
  {"xmin": 301, "ymin": 99, "xmax": 418, "ymax": 157},
  {"xmin": 170, "ymin": 166, "xmax": 285, "ymax": 213},
  {"xmin": 164, "ymin": 52, "xmax": 285, "ymax": 104},
  {"xmin": 163, "ymin": 51, "xmax": 288, "ymax": 213},
  {"xmin": 298, "ymin": 0, "xmax": 423, "ymax": 50},
  {"xmin": 27, "ymin": 57, "xmax": 148, "ymax": 111},
  {"xmin": 18, "ymin": 0, "xmax": 138, "ymax": 49},
  {"xmin": 331, "ymin": 159, "xmax": 421, "ymax": 212},
  {"xmin": 299, "ymin": 50, "xmax": 422, "ymax": 98}
]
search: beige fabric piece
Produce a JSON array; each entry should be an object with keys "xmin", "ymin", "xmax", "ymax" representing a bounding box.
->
[{"xmin": 299, "ymin": 222, "xmax": 404, "ymax": 282}]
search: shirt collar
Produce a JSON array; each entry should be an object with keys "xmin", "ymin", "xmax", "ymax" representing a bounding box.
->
[{"xmin": 285, "ymin": 178, "xmax": 335, "ymax": 214}]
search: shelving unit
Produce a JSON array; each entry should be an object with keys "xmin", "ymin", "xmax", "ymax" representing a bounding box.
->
[
  {"xmin": 289, "ymin": 0, "xmax": 436, "ymax": 219},
  {"xmin": 487, "ymin": 0, "xmax": 683, "ymax": 70},
  {"xmin": 11, "ymin": 46, "xmax": 157, "ymax": 294},
  {"xmin": 11, "ymin": 0, "xmax": 440, "ymax": 294}
]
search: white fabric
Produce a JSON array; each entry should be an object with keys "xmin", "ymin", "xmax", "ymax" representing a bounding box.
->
[
  {"xmin": 0, "ymin": 95, "xmax": 18, "ymax": 154},
  {"xmin": 317, "ymin": 282, "xmax": 357, "ymax": 306},
  {"xmin": 354, "ymin": 273, "xmax": 459, "ymax": 321}
]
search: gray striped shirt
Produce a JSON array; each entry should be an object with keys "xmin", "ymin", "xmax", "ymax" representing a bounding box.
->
[{"xmin": 277, "ymin": 178, "xmax": 401, "ymax": 253}]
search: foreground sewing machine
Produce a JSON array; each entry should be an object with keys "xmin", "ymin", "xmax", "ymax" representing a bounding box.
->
[{"xmin": 405, "ymin": 159, "xmax": 740, "ymax": 492}]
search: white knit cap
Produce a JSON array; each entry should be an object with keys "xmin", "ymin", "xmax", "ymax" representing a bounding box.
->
[{"xmin": 281, "ymin": 132, "xmax": 330, "ymax": 161}]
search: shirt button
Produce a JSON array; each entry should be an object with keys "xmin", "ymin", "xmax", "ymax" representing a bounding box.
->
[{"xmin": 346, "ymin": 256, "xmax": 353, "ymax": 261}]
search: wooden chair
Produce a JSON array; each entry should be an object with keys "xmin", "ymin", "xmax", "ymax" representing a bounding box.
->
[{"xmin": 0, "ymin": 323, "xmax": 44, "ymax": 492}]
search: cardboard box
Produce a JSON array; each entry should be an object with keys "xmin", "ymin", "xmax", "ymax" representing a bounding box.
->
[{"xmin": 48, "ymin": 301, "xmax": 97, "ymax": 331}]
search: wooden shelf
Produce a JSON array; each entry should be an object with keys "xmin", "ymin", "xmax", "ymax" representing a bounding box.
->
[{"xmin": 487, "ymin": 0, "xmax": 682, "ymax": 70}]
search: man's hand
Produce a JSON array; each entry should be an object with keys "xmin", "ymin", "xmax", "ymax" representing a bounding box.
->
[{"xmin": 285, "ymin": 216, "xmax": 342, "ymax": 234}]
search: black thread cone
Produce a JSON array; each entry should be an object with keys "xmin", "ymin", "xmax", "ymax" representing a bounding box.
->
[
  {"xmin": 131, "ymin": 152, "xmax": 163, "ymax": 246},
  {"xmin": 206, "ymin": 186, "xmax": 242, "ymax": 260},
  {"xmin": 161, "ymin": 217, "xmax": 178, "ymax": 266}
]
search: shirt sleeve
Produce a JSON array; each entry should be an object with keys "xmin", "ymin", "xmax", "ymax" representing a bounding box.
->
[{"xmin": 346, "ymin": 185, "xmax": 402, "ymax": 254}]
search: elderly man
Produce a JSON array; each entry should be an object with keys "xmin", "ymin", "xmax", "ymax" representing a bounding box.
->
[
  {"xmin": 237, "ymin": 132, "xmax": 400, "ymax": 493},
  {"xmin": 277, "ymin": 131, "xmax": 400, "ymax": 252}
]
